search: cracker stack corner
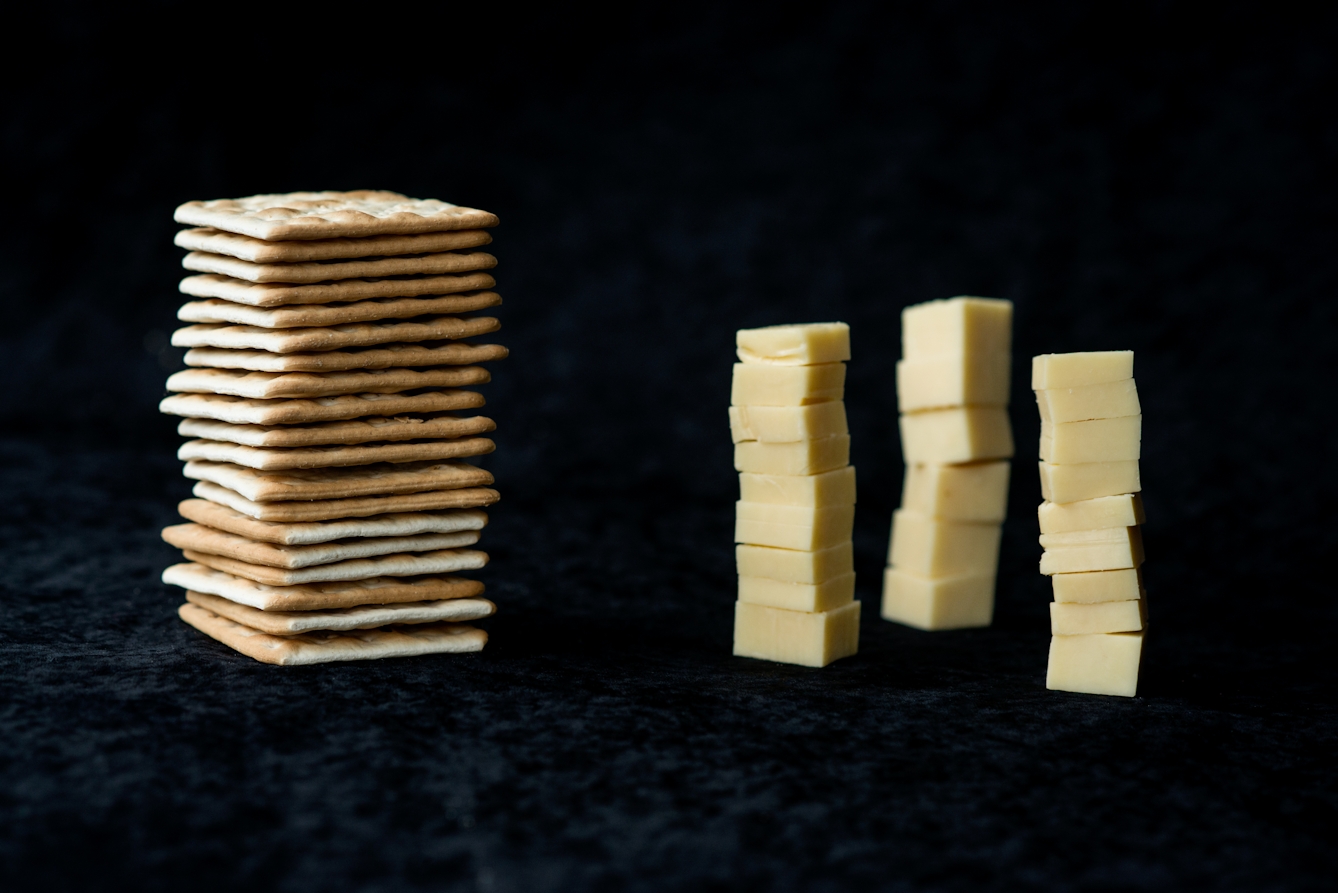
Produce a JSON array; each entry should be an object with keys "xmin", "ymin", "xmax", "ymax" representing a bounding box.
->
[
  {"xmin": 730, "ymin": 323, "xmax": 860, "ymax": 668},
  {"xmin": 159, "ymin": 191, "xmax": 508, "ymax": 665},
  {"xmin": 882, "ymin": 297, "xmax": 1014, "ymax": 630}
]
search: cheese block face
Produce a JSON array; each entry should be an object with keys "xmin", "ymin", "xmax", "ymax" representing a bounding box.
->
[
  {"xmin": 733, "ymin": 600, "xmax": 861, "ymax": 668},
  {"xmin": 729, "ymin": 401, "xmax": 847, "ymax": 443},
  {"xmin": 1040, "ymin": 415, "xmax": 1142, "ymax": 464},
  {"xmin": 896, "ymin": 352, "xmax": 1010, "ymax": 411},
  {"xmin": 736, "ymin": 541, "xmax": 854, "ymax": 584},
  {"xmin": 734, "ymin": 502, "xmax": 856, "ymax": 551},
  {"xmin": 902, "ymin": 461, "xmax": 1010, "ymax": 523},
  {"xmin": 738, "ymin": 466, "xmax": 856, "ymax": 508},
  {"xmin": 1039, "ymin": 527, "xmax": 1144, "ymax": 575},
  {"xmin": 734, "ymin": 435, "xmax": 850, "ymax": 475},
  {"xmin": 1051, "ymin": 568, "xmax": 1143, "ymax": 603},
  {"xmin": 1035, "ymin": 379, "xmax": 1140, "ymax": 423},
  {"xmin": 731, "ymin": 363, "xmax": 845, "ymax": 406},
  {"xmin": 736, "ymin": 322, "xmax": 851, "ymax": 366},
  {"xmin": 738, "ymin": 572, "xmax": 855, "ymax": 613},
  {"xmin": 1031, "ymin": 351, "xmax": 1133, "ymax": 389},
  {"xmin": 1038, "ymin": 493, "xmax": 1144, "ymax": 534},
  {"xmin": 1050, "ymin": 598, "xmax": 1147, "ymax": 635},
  {"xmin": 881, "ymin": 567, "xmax": 995, "ymax": 630},
  {"xmin": 1046, "ymin": 631, "xmax": 1144, "ymax": 697},
  {"xmin": 888, "ymin": 510, "xmax": 1002, "ymax": 577},
  {"xmin": 1038, "ymin": 460, "xmax": 1140, "ymax": 504},
  {"xmin": 899, "ymin": 407, "xmax": 1014, "ymax": 464},
  {"xmin": 901, "ymin": 296, "xmax": 1012, "ymax": 359}
]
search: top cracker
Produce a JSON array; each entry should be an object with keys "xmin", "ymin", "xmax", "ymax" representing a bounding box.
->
[{"xmin": 174, "ymin": 191, "xmax": 499, "ymax": 241}]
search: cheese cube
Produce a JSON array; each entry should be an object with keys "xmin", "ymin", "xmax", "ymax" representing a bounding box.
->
[
  {"xmin": 888, "ymin": 510, "xmax": 1001, "ymax": 577},
  {"xmin": 1035, "ymin": 379, "xmax": 1140, "ymax": 423},
  {"xmin": 1046, "ymin": 631, "xmax": 1144, "ymax": 697},
  {"xmin": 1038, "ymin": 460, "xmax": 1140, "ymax": 504},
  {"xmin": 733, "ymin": 600, "xmax": 861, "ymax": 668},
  {"xmin": 1039, "ymin": 527, "xmax": 1144, "ymax": 575},
  {"xmin": 729, "ymin": 401, "xmax": 847, "ymax": 443},
  {"xmin": 739, "ymin": 466, "xmax": 856, "ymax": 508},
  {"xmin": 902, "ymin": 296, "xmax": 1012, "ymax": 359},
  {"xmin": 896, "ymin": 352, "xmax": 1010, "ymax": 411},
  {"xmin": 739, "ymin": 572, "xmax": 855, "ymax": 613},
  {"xmin": 731, "ymin": 363, "xmax": 845, "ymax": 406},
  {"xmin": 899, "ymin": 407, "xmax": 1014, "ymax": 464},
  {"xmin": 1050, "ymin": 598, "xmax": 1147, "ymax": 635},
  {"xmin": 1051, "ymin": 568, "xmax": 1143, "ymax": 603},
  {"xmin": 735, "ymin": 436, "xmax": 850, "ymax": 475},
  {"xmin": 735, "ymin": 502, "xmax": 856, "ymax": 550},
  {"xmin": 736, "ymin": 322, "xmax": 850, "ymax": 366},
  {"xmin": 881, "ymin": 567, "xmax": 994, "ymax": 630},
  {"xmin": 1031, "ymin": 351, "xmax": 1134, "ymax": 389},
  {"xmin": 736, "ymin": 541, "xmax": 853, "ymax": 584},
  {"xmin": 902, "ymin": 460, "xmax": 1010, "ymax": 523},
  {"xmin": 1038, "ymin": 494, "xmax": 1144, "ymax": 534},
  {"xmin": 1040, "ymin": 416, "xmax": 1142, "ymax": 464}
]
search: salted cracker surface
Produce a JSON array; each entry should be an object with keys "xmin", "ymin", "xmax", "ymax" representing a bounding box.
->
[
  {"xmin": 163, "ymin": 522, "xmax": 481, "ymax": 569},
  {"xmin": 163, "ymin": 562, "xmax": 485, "ymax": 610},
  {"xmin": 177, "ymin": 414, "xmax": 495, "ymax": 448},
  {"xmin": 177, "ymin": 292, "xmax": 501, "ymax": 328},
  {"xmin": 180, "ymin": 272, "xmax": 495, "ymax": 307},
  {"xmin": 174, "ymin": 192, "xmax": 499, "ymax": 241},
  {"xmin": 181, "ymin": 547, "xmax": 489, "ymax": 586},
  {"xmin": 185, "ymin": 591, "xmax": 496, "ymax": 635},
  {"xmin": 176, "ymin": 499, "xmax": 487, "ymax": 545},
  {"xmin": 175, "ymin": 227, "xmax": 492, "ymax": 263}
]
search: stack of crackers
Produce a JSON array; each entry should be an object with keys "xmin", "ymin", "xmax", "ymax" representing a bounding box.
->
[{"xmin": 158, "ymin": 191, "xmax": 508, "ymax": 666}]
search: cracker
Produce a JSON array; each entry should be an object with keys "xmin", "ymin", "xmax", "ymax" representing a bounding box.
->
[
  {"xmin": 165, "ymin": 367, "xmax": 490, "ymax": 399},
  {"xmin": 181, "ymin": 547, "xmax": 488, "ymax": 586},
  {"xmin": 179, "ymin": 603, "xmax": 487, "ymax": 665},
  {"xmin": 174, "ymin": 192, "xmax": 499, "ymax": 241},
  {"xmin": 183, "ymin": 343, "xmax": 508, "ymax": 373},
  {"xmin": 193, "ymin": 480, "xmax": 499, "ymax": 522},
  {"xmin": 184, "ymin": 250, "xmax": 498, "ymax": 284},
  {"xmin": 184, "ymin": 458, "xmax": 492, "ymax": 502},
  {"xmin": 178, "ymin": 414, "xmax": 495, "ymax": 448},
  {"xmin": 177, "ymin": 499, "xmax": 488, "ymax": 545},
  {"xmin": 178, "ymin": 292, "xmax": 501, "ymax": 328},
  {"xmin": 178, "ymin": 436, "xmax": 494, "ymax": 471},
  {"xmin": 185, "ymin": 591, "xmax": 496, "ymax": 634},
  {"xmin": 175, "ymin": 227, "xmax": 493, "ymax": 263},
  {"xmin": 180, "ymin": 272, "xmax": 495, "ymax": 307},
  {"xmin": 160, "ymin": 390, "xmax": 486, "ymax": 425},
  {"xmin": 163, "ymin": 522, "xmax": 481, "ymax": 569},
  {"xmin": 171, "ymin": 316, "xmax": 500, "ymax": 354},
  {"xmin": 164, "ymin": 561, "xmax": 485, "ymax": 610}
]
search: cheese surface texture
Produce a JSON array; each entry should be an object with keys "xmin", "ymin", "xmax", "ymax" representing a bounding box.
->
[
  {"xmin": 735, "ymin": 502, "xmax": 856, "ymax": 551},
  {"xmin": 899, "ymin": 407, "xmax": 1014, "ymax": 464},
  {"xmin": 1039, "ymin": 527, "xmax": 1144, "ymax": 574},
  {"xmin": 1040, "ymin": 415, "xmax": 1142, "ymax": 464},
  {"xmin": 902, "ymin": 461, "xmax": 1010, "ymax": 522},
  {"xmin": 739, "ymin": 466, "xmax": 856, "ymax": 507},
  {"xmin": 731, "ymin": 363, "xmax": 845, "ymax": 406},
  {"xmin": 736, "ymin": 322, "xmax": 851, "ymax": 366},
  {"xmin": 888, "ymin": 510, "xmax": 1002, "ymax": 577},
  {"xmin": 1051, "ymin": 568, "xmax": 1143, "ymax": 603},
  {"xmin": 881, "ymin": 568, "xmax": 995, "ymax": 630},
  {"xmin": 896, "ymin": 352, "xmax": 1010, "ymax": 411},
  {"xmin": 734, "ymin": 435, "xmax": 850, "ymax": 475},
  {"xmin": 1031, "ymin": 351, "xmax": 1134, "ymax": 389},
  {"xmin": 1038, "ymin": 460, "xmax": 1141, "ymax": 504},
  {"xmin": 1035, "ymin": 379, "xmax": 1140, "ymax": 423},
  {"xmin": 736, "ymin": 541, "xmax": 853, "ymax": 584},
  {"xmin": 738, "ymin": 572, "xmax": 855, "ymax": 613},
  {"xmin": 729, "ymin": 401, "xmax": 847, "ymax": 443},
  {"xmin": 733, "ymin": 600, "xmax": 861, "ymax": 668},
  {"xmin": 1050, "ymin": 598, "xmax": 1147, "ymax": 635},
  {"xmin": 1046, "ymin": 631, "xmax": 1144, "ymax": 697},
  {"xmin": 1038, "ymin": 494, "xmax": 1144, "ymax": 534},
  {"xmin": 902, "ymin": 297, "xmax": 1012, "ymax": 359}
]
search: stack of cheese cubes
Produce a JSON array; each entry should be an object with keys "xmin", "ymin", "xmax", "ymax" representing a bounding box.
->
[
  {"xmin": 1034, "ymin": 351, "xmax": 1147, "ymax": 697},
  {"xmin": 882, "ymin": 297, "xmax": 1014, "ymax": 630},
  {"xmin": 729, "ymin": 323, "xmax": 860, "ymax": 668}
]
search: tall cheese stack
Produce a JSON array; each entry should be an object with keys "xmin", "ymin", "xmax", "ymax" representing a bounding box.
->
[
  {"xmin": 729, "ymin": 323, "xmax": 860, "ymax": 668},
  {"xmin": 157, "ymin": 191, "xmax": 508, "ymax": 666},
  {"xmin": 1034, "ymin": 351, "xmax": 1146, "ymax": 697},
  {"xmin": 882, "ymin": 297, "xmax": 1014, "ymax": 630}
]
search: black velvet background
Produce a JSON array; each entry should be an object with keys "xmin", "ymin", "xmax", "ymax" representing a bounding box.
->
[{"xmin": 1, "ymin": 4, "xmax": 1336, "ymax": 890}]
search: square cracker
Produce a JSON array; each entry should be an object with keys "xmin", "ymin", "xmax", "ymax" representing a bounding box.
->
[
  {"xmin": 180, "ymin": 272, "xmax": 495, "ymax": 307},
  {"xmin": 176, "ymin": 499, "xmax": 487, "ymax": 545},
  {"xmin": 192, "ymin": 480, "xmax": 499, "ymax": 522},
  {"xmin": 184, "ymin": 343, "xmax": 508, "ymax": 373},
  {"xmin": 160, "ymin": 390, "xmax": 486, "ymax": 426},
  {"xmin": 184, "ymin": 458, "xmax": 493, "ymax": 502},
  {"xmin": 175, "ymin": 227, "xmax": 492, "ymax": 263},
  {"xmin": 171, "ymin": 316, "xmax": 500, "ymax": 354},
  {"xmin": 177, "ymin": 435, "xmax": 494, "ymax": 470},
  {"xmin": 165, "ymin": 367, "xmax": 490, "ymax": 399},
  {"xmin": 183, "ymin": 250, "xmax": 497, "ymax": 283},
  {"xmin": 164, "ymin": 561, "xmax": 484, "ymax": 610},
  {"xmin": 180, "ymin": 546, "xmax": 488, "ymax": 586},
  {"xmin": 178, "ymin": 602, "xmax": 487, "ymax": 665},
  {"xmin": 178, "ymin": 292, "xmax": 501, "ymax": 328},
  {"xmin": 185, "ymin": 590, "xmax": 495, "ymax": 634},
  {"xmin": 163, "ymin": 522, "xmax": 482, "ymax": 569},
  {"xmin": 178, "ymin": 414, "xmax": 495, "ymax": 448},
  {"xmin": 174, "ymin": 192, "xmax": 499, "ymax": 240}
]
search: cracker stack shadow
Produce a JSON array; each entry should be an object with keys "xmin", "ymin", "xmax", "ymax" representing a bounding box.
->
[{"xmin": 159, "ymin": 191, "xmax": 508, "ymax": 665}]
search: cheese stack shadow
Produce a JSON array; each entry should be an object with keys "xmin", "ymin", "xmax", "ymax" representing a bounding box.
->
[
  {"xmin": 1034, "ymin": 351, "xmax": 1146, "ymax": 697},
  {"xmin": 729, "ymin": 323, "xmax": 860, "ymax": 668},
  {"xmin": 157, "ymin": 191, "xmax": 508, "ymax": 665},
  {"xmin": 882, "ymin": 297, "xmax": 1014, "ymax": 630}
]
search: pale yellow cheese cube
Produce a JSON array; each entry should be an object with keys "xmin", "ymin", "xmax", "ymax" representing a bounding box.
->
[
  {"xmin": 888, "ymin": 510, "xmax": 1001, "ymax": 577},
  {"xmin": 1031, "ymin": 351, "xmax": 1134, "ymax": 389},
  {"xmin": 739, "ymin": 466, "xmax": 856, "ymax": 508},
  {"xmin": 1051, "ymin": 568, "xmax": 1143, "ymax": 603},
  {"xmin": 881, "ymin": 567, "xmax": 994, "ymax": 630},
  {"xmin": 736, "ymin": 322, "xmax": 851, "ymax": 366},
  {"xmin": 731, "ymin": 363, "xmax": 845, "ymax": 406},
  {"xmin": 1050, "ymin": 598, "xmax": 1147, "ymax": 635},
  {"xmin": 1040, "ymin": 415, "xmax": 1141, "ymax": 464},
  {"xmin": 729, "ymin": 401, "xmax": 847, "ymax": 443},
  {"xmin": 738, "ymin": 572, "xmax": 855, "ymax": 613},
  {"xmin": 901, "ymin": 296, "xmax": 1012, "ymax": 359},
  {"xmin": 1034, "ymin": 379, "xmax": 1140, "ymax": 423},
  {"xmin": 902, "ymin": 461, "xmax": 1010, "ymax": 523},
  {"xmin": 1038, "ymin": 494, "xmax": 1144, "ymax": 534},
  {"xmin": 735, "ymin": 501, "xmax": 856, "ymax": 550},
  {"xmin": 1046, "ymin": 631, "xmax": 1144, "ymax": 697},
  {"xmin": 734, "ymin": 436, "xmax": 850, "ymax": 475},
  {"xmin": 1039, "ymin": 527, "xmax": 1144, "ymax": 575},
  {"xmin": 733, "ymin": 600, "xmax": 861, "ymax": 668},
  {"xmin": 736, "ymin": 541, "xmax": 854, "ymax": 584},
  {"xmin": 899, "ymin": 407, "xmax": 1014, "ymax": 464},
  {"xmin": 896, "ymin": 352, "xmax": 1010, "ymax": 411},
  {"xmin": 1038, "ymin": 460, "xmax": 1140, "ymax": 504}
]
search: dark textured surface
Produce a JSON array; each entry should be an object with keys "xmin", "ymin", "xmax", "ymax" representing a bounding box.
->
[{"xmin": 2, "ymin": 4, "xmax": 1337, "ymax": 891}]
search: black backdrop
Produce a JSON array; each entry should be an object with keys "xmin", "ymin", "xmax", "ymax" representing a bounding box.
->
[{"xmin": 2, "ymin": 4, "xmax": 1336, "ymax": 891}]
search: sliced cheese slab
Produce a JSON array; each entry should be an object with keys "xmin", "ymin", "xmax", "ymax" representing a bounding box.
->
[
  {"xmin": 1031, "ymin": 351, "xmax": 1133, "ymax": 389},
  {"xmin": 732, "ymin": 600, "xmax": 860, "ymax": 668},
  {"xmin": 734, "ymin": 436, "xmax": 850, "ymax": 476},
  {"xmin": 896, "ymin": 352, "xmax": 1009, "ymax": 411},
  {"xmin": 1038, "ymin": 460, "xmax": 1140, "ymax": 505},
  {"xmin": 881, "ymin": 567, "xmax": 994, "ymax": 631},
  {"xmin": 1040, "ymin": 415, "xmax": 1142, "ymax": 464},
  {"xmin": 901, "ymin": 461, "xmax": 1010, "ymax": 523},
  {"xmin": 1034, "ymin": 378, "xmax": 1140, "ymax": 423},
  {"xmin": 1051, "ymin": 568, "xmax": 1143, "ymax": 604},
  {"xmin": 737, "ymin": 572, "xmax": 855, "ymax": 614},
  {"xmin": 736, "ymin": 541, "xmax": 853, "ymax": 585},
  {"xmin": 729, "ymin": 401, "xmax": 847, "ymax": 443},
  {"xmin": 1050, "ymin": 598, "xmax": 1147, "ymax": 635},
  {"xmin": 1046, "ymin": 631, "xmax": 1144, "ymax": 697},
  {"xmin": 736, "ymin": 322, "xmax": 850, "ymax": 366},
  {"xmin": 734, "ymin": 502, "xmax": 855, "ymax": 551},
  {"xmin": 738, "ymin": 466, "xmax": 856, "ymax": 508},
  {"xmin": 899, "ymin": 407, "xmax": 1013, "ymax": 464},
  {"xmin": 730, "ymin": 363, "xmax": 845, "ymax": 406},
  {"xmin": 901, "ymin": 297, "xmax": 1012, "ymax": 359},
  {"xmin": 888, "ymin": 510, "xmax": 1001, "ymax": 578},
  {"xmin": 1038, "ymin": 494, "xmax": 1144, "ymax": 534}
]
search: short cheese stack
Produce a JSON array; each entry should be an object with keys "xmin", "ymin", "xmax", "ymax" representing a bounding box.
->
[
  {"xmin": 730, "ymin": 323, "xmax": 860, "ymax": 667},
  {"xmin": 882, "ymin": 297, "xmax": 1014, "ymax": 630},
  {"xmin": 1034, "ymin": 351, "xmax": 1146, "ymax": 696},
  {"xmin": 157, "ymin": 191, "xmax": 508, "ymax": 665}
]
